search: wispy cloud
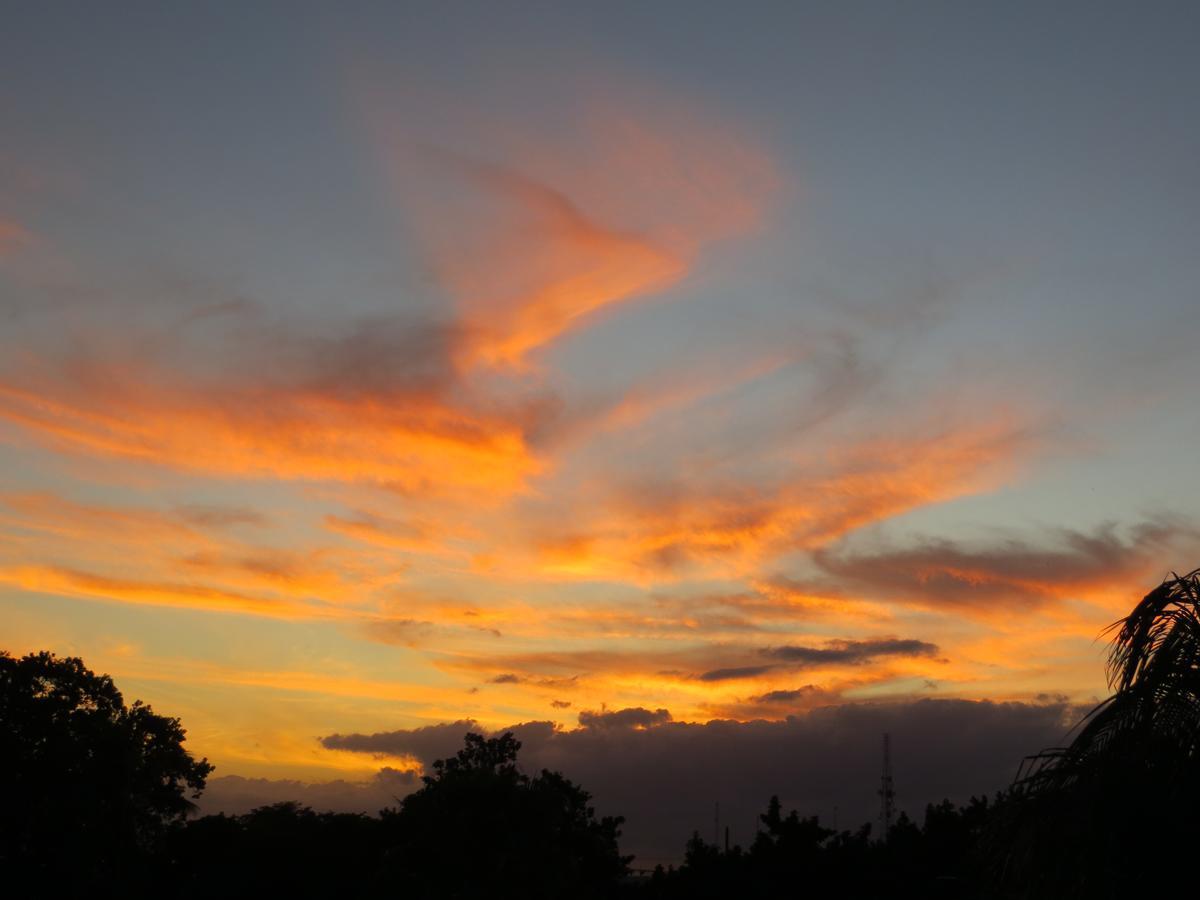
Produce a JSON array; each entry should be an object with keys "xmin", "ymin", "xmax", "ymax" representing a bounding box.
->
[
  {"xmin": 0, "ymin": 318, "xmax": 542, "ymax": 497},
  {"xmin": 521, "ymin": 417, "xmax": 1040, "ymax": 582},
  {"xmin": 766, "ymin": 638, "xmax": 941, "ymax": 665},
  {"xmin": 0, "ymin": 564, "xmax": 304, "ymax": 618},
  {"xmin": 371, "ymin": 97, "xmax": 782, "ymax": 369},
  {"xmin": 813, "ymin": 519, "xmax": 1192, "ymax": 612},
  {"xmin": 0, "ymin": 217, "xmax": 30, "ymax": 258},
  {"xmin": 696, "ymin": 638, "xmax": 941, "ymax": 682},
  {"xmin": 425, "ymin": 154, "xmax": 686, "ymax": 368}
]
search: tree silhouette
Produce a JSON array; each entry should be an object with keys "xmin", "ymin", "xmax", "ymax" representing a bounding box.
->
[
  {"xmin": 0, "ymin": 650, "xmax": 212, "ymax": 892},
  {"xmin": 995, "ymin": 568, "xmax": 1200, "ymax": 897},
  {"xmin": 13, "ymin": 566, "xmax": 1200, "ymax": 899},
  {"xmin": 640, "ymin": 793, "xmax": 992, "ymax": 899},
  {"xmin": 378, "ymin": 731, "xmax": 630, "ymax": 898},
  {"xmin": 167, "ymin": 802, "xmax": 387, "ymax": 899}
]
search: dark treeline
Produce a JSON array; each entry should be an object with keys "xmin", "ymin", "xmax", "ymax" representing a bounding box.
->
[
  {"xmin": 5, "ymin": 568, "xmax": 1200, "ymax": 898},
  {"xmin": 642, "ymin": 795, "xmax": 997, "ymax": 900},
  {"xmin": 160, "ymin": 785, "xmax": 999, "ymax": 899}
]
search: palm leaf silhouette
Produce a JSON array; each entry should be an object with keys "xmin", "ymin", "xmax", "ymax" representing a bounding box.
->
[{"xmin": 994, "ymin": 568, "xmax": 1200, "ymax": 897}]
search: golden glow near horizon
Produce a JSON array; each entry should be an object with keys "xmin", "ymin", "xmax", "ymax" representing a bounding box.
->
[{"xmin": 2, "ymin": 56, "xmax": 1196, "ymax": 787}]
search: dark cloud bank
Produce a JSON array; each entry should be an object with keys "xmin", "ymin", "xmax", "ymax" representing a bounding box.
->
[
  {"xmin": 698, "ymin": 638, "xmax": 940, "ymax": 682},
  {"xmin": 199, "ymin": 767, "xmax": 417, "ymax": 819},
  {"xmin": 201, "ymin": 698, "xmax": 1078, "ymax": 864}
]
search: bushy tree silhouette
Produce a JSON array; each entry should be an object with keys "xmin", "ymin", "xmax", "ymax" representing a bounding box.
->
[
  {"xmin": 0, "ymin": 650, "xmax": 212, "ymax": 892},
  {"xmin": 11, "ymin": 569, "xmax": 1200, "ymax": 898},
  {"xmin": 378, "ymin": 731, "xmax": 630, "ymax": 898}
]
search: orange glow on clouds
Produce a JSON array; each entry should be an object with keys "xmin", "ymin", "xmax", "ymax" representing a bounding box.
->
[
  {"xmin": 373, "ymin": 98, "xmax": 782, "ymax": 369},
  {"xmin": 520, "ymin": 418, "xmax": 1031, "ymax": 583},
  {"xmin": 431, "ymin": 159, "xmax": 687, "ymax": 368},
  {"xmin": 0, "ymin": 371, "xmax": 538, "ymax": 497},
  {"xmin": 1, "ymin": 74, "xmax": 1188, "ymax": 790},
  {"xmin": 0, "ymin": 218, "xmax": 30, "ymax": 257},
  {"xmin": 0, "ymin": 564, "xmax": 298, "ymax": 618}
]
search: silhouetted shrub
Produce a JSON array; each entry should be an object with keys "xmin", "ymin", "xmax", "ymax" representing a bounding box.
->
[{"xmin": 0, "ymin": 650, "xmax": 211, "ymax": 894}]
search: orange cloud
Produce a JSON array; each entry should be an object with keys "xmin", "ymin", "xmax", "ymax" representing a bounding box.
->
[
  {"xmin": 175, "ymin": 549, "xmax": 350, "ymax": 598},
  {"xmin": 431, "ymin": 158, "xmax": 686, "ymax": 368},
  {"xmin": 0, "ymin": 492, "xmax": 377, "ymax": 620},
  {"xmin": 424, "ymin": 636, "xmax": 956, "ymax": 726},
  {"xmin": 374, "ymin": 98, "xmax": 782, "ymax": 368},
  {"xmin": 324, "ymin": 509, "xmax": 469, "ymax": 558},
  {"xmin": 517, "ymin": 418, "xmax": 1034, "ymax": 583},
  {"xmin": 0, "ymin": 491, "xmax": 211, "ymax": 545},
  {"xmin": 812, "ymin": 519, "xmax": 1191, "ymax": 616},
  {"xmin": 0, "ymin": 218, "xmax": 30, "ymax": 257},
  {"xmin": 542, "ymin": 350, "xmax": 797, "ymax": 453},
  {"xmin": 0, "ymin": 362, "xmax": 539, "ymax": 497},
  {"xmin": 0, "ymin": 564, "xmax": 304, "ymax": 618}
]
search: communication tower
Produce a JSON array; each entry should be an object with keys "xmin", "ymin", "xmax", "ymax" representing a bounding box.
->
[{"xmin": 878, "ymin": 732, "xmax": 895, "ymax": 840}]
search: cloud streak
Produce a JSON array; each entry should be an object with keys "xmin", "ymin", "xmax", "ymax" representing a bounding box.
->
[
  {"xmin": 0, "ymin": 356, "xmax": 539, "ymax": 497},
  {"xmin": 373, "ymin": 97, "xmax": 782, "ymax": 369},
  {"xmin": 426, "ymin": 154, "xmax": 686, "ymax": 368},
  {"xmin": 522, "ymin": 417, "xmax": 1039, "ymax": 582},
  {"xmin": 766, "ymin": 638, "xmax": 941, "ymax": 665},
  {"xmin": 0, "ymin": 217, "xmax": 30, "ymax": 258},
  {"xmin": 697, "ymin": 638, "xmax": 940, "ymax": 682},
  {"xmin": 813, "ymin": 519, "xmax": 1190, "ymax": 612}
]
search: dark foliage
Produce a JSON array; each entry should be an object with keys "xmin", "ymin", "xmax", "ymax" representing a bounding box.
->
[
  {"xmin": 990, "ymin": 567, "xmax": 1200, "ymax": 898},
  {"xmin": 637, "ymin": 793, "xmax": 999, "ymax": 900},
  {"xmin": 0, "ymin": 650, "xmax": 212, "ymax": 894},
  {"xmin": 166, "ymin": 802, "xmax": 389, "ymax": 898},
  {"xmin": 162, "ymin": 732, "xmax": 629, "ymax": 899},
  {"xmin": 378, "ymin": 731, "xmax": 631, "ymax": 898},
  {"xmin": 9, "ymin": 568, "xmax": 1200, "ymax": 898}
]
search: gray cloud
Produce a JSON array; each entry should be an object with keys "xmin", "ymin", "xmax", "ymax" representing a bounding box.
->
[
  {"xmin": 578, "ymin": 707, "xmax": 672, "ymax": 729},
  {"xmin": 357, "ymin": 618, "xmax": 437, "ymax": 647},
  {"xmin": 198, "ymin": 767, "xmax": 417, "ymax": 817},
  {"xmin": 697, "ymin": 637, "xmax": 940, "ymax": 682},
  {"xmin": 766, "ymin": 638, "xmax": 940, "ymax": 665},
  {"xmin": 278, "ymin": 317, "xmax": 462, "ymax": 399},
  {"xmin": 321, "ymin": 719, "xmax": 481, "ymax": 761},
  {"xmin": 753, "ymin": 685, "xmax": 824, "ymax": 704},
  {"xmin": 173, "ymin": 504, "xmax": 267, "ymax": 529},
  {"xmin": 813, "ymin": 520, "xmax": 1189, "ymax": 609},
  {"xmin": 698, "ymin": 664, "xmax": 778, "ymax": 682},
  {"xmin": 299, "ymin": 698, "xmax": 1080, "ymax": 865}
]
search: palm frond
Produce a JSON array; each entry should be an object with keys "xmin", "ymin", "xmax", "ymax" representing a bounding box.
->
[{"xmin": 991, "ymin": 568, "xmax": 1200, "ymax": 897}]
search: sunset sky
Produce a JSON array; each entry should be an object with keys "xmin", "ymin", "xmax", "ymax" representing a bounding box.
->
[{"xmin": 3, "ymin": 2, "xmax": 1199, "ymax": 847}]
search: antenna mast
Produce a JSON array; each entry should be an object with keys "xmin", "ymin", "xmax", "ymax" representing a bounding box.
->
[{"xmin": 878, "ymin": 732, "xmax": 895, "ymax": 840}]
